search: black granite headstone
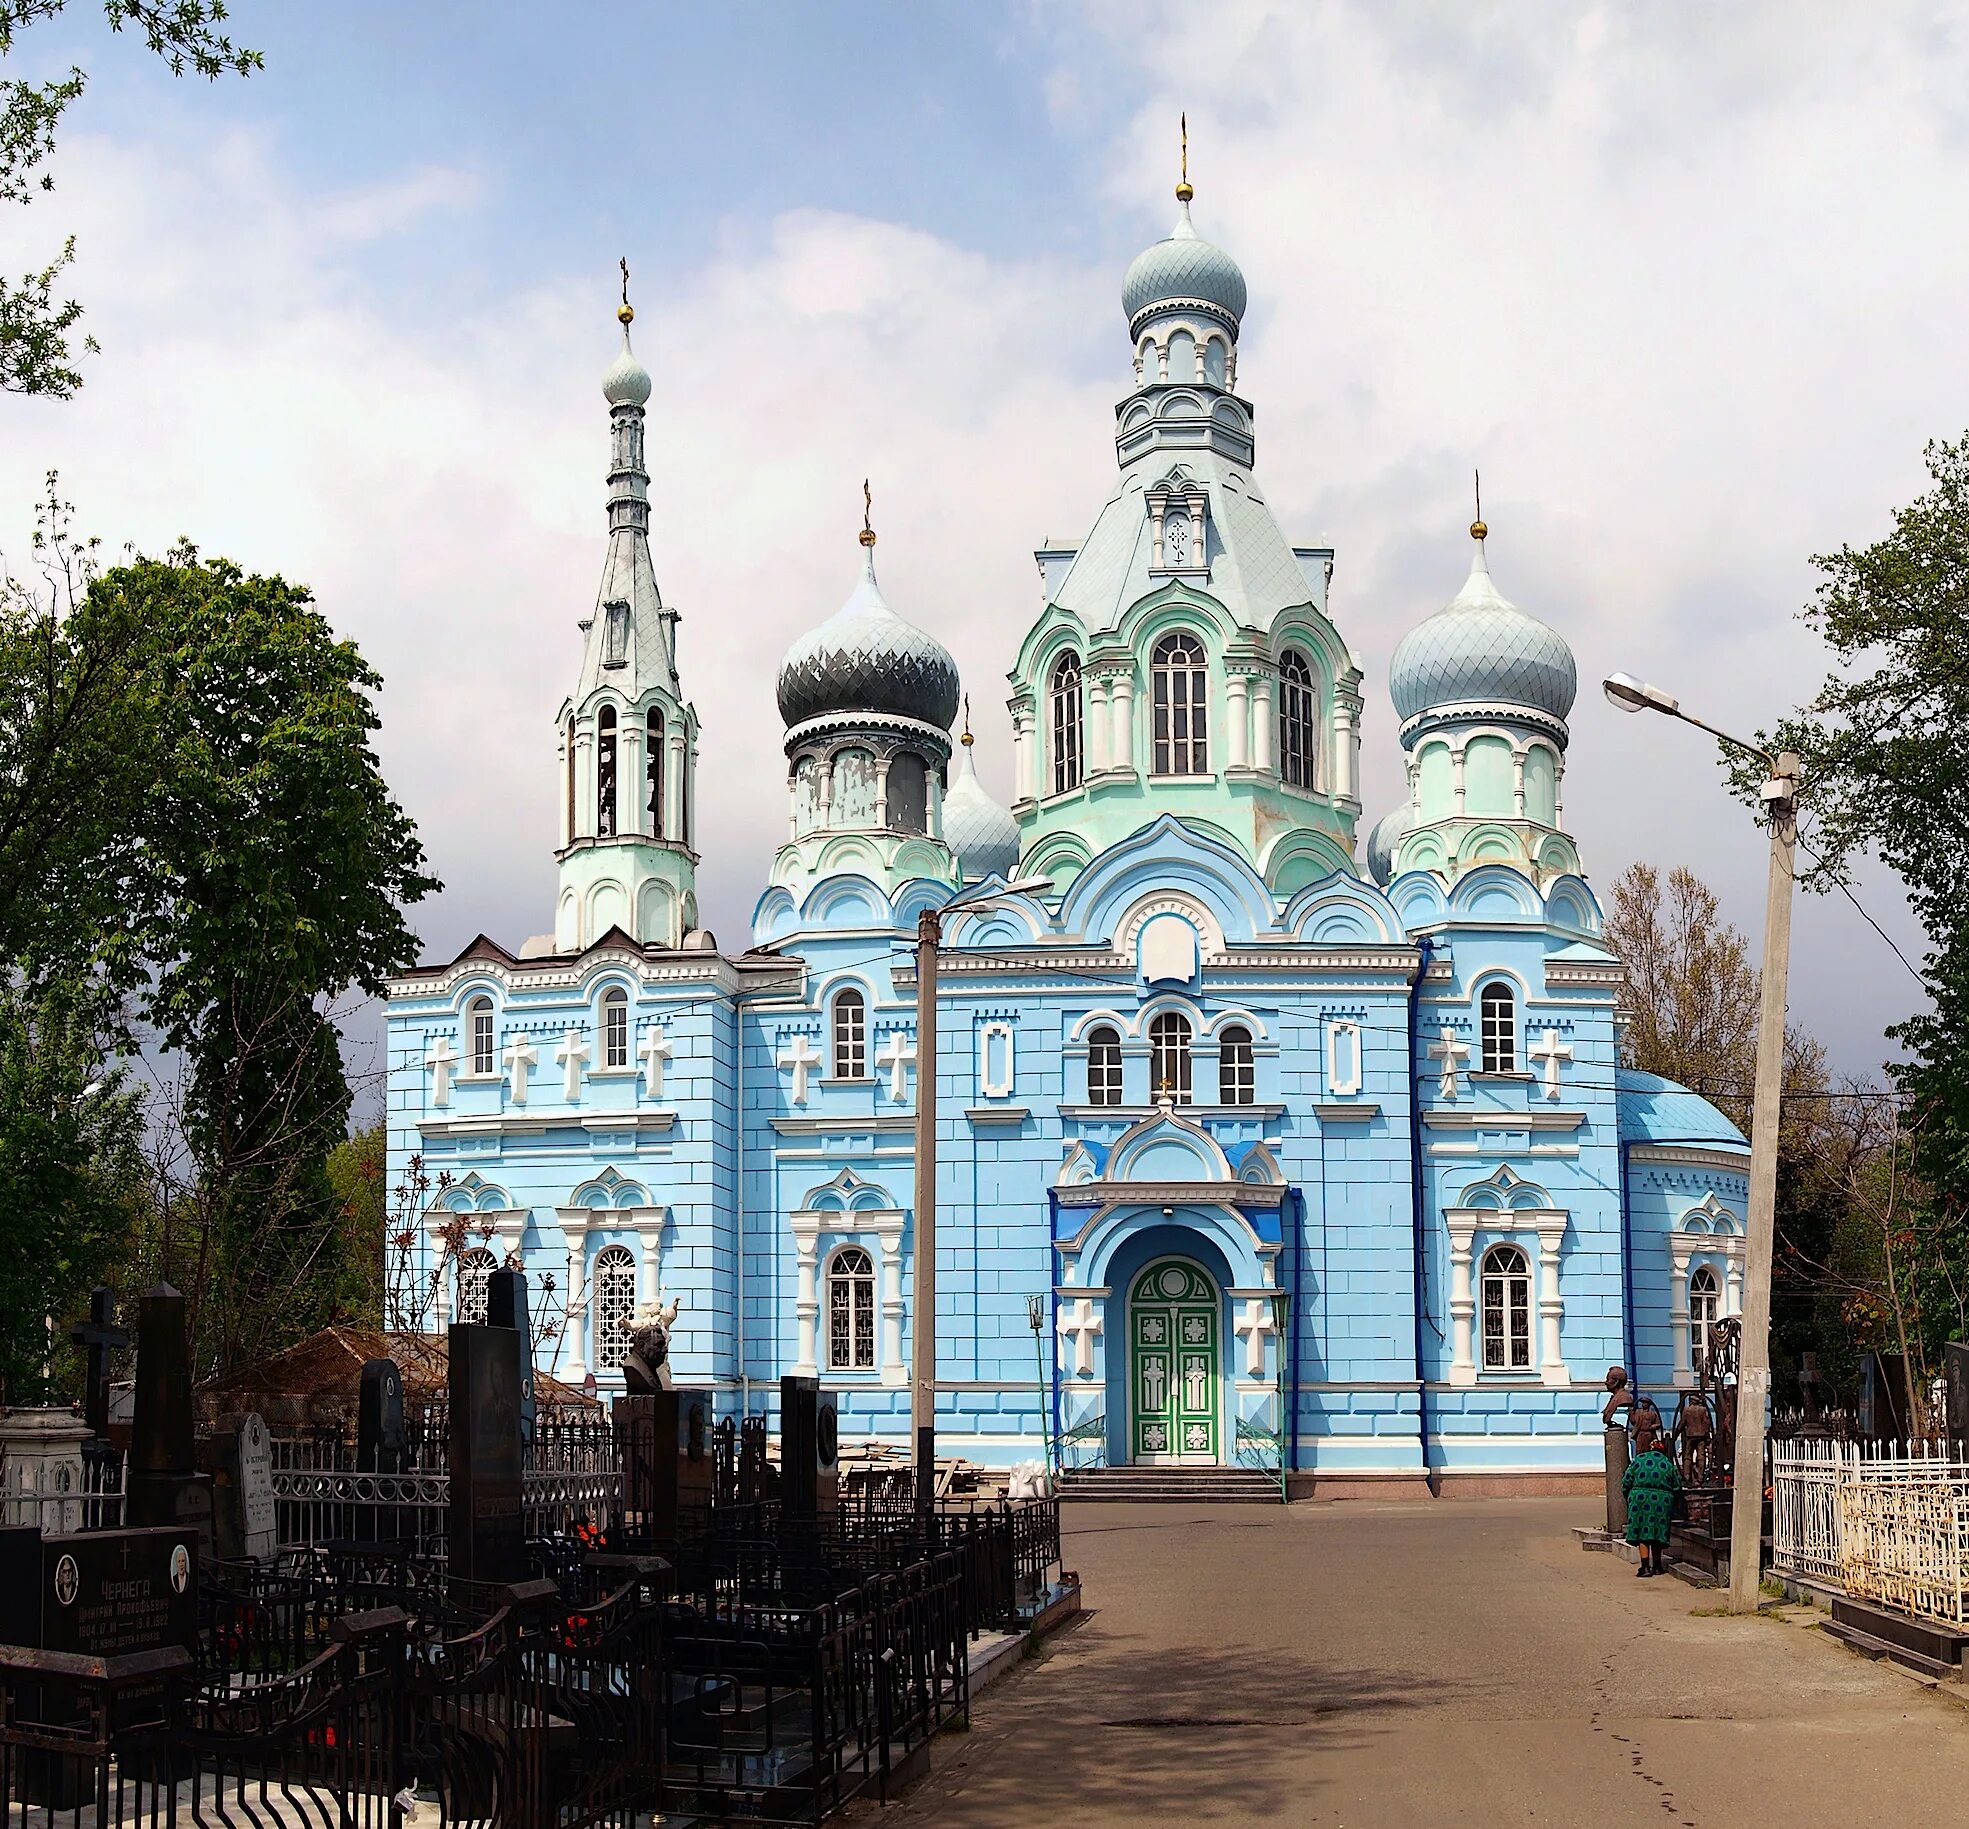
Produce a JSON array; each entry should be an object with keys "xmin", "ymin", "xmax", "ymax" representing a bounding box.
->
[
  {"xmin": 122, "ymin": 1285, "xmax": 213, "ymax": 1550},
  {"xmin": 37, "ymin": 1528, "xmax": 198, "ymax": 1658},
  {"xmin": 486, "ymin": 1265, "xmax": 537, "ymax": 1454},
  {"xmin": 1859, "ymin": 1351, "xmax": 1911, "ymax": 1442},
  {"xmin": 1946, "ymin": 1343, "xmax": 1969, "ymax": 1445},
  {"xmin": 0, "ymin": 1526, "xmax": 40, "ymax": 1647},
  {"xmin": 447, "ymin": 1323, "xmax": 524, "ymax": 1585},
  {"xmin": 613, "ymin": 1388, "xmax": 713, "ymax": 1551},
  {"xmin": 357, "ymin": 1358, "xmax": 407, "ymax": 1474},
  {"xmin": 779, "ymin": 1376, "xmax": 838, "ymax": 1526}
]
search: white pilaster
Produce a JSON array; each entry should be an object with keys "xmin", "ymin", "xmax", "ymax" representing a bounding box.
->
[
  {"xmin": 790, "ymin": 1213, "xmax": 820, "ymax": 1377},
  {"xmin": 1447, "ymin": 1215, "xmax": 1477, "ymax": 1386},
  {"xmin": 1227, "ymin": 674, "xmax": 1250, "ymax": 769},
  {"xmin": 1532, "ymin": 1212, "xmax": 1569, "ymax": 1387},
  {"xmin": 1250, "ymin": 678, "xmax": 1273, "ymax": 771},
  {"xmin": 1112, "ymin": 676, "xmax": 1136, "ymax": 771},
  {"xmin": 1088, "ymin": 678, "xmax": 1112, "ymax": 773}
]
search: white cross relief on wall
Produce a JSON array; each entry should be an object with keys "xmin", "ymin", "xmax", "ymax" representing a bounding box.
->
[
  {"xmin": 1429, "ymin": 1024, "xmax": 1470, "ymax": 1100},
  {"xmin": 424, "ymin": 1035, "xmax": 457, "ymax": 1108},
  {"xmin": 638, "ymin": 1024, "xmax": 673, "ymax": 1100},
  {"xmin": 877, "ymin": 1032, "xmax": 916, "ymax": 1105},
  {"xmin": 1235, "ymin": 1297, "xmax": 1277, "ymax": 1379},
  {"xmin": 778, "ymin": 1035, "xmax": 821, "ymax": 1105},
  {"xmin": 1530, "ymin": 1027, "xmax": 1573, "ymax": 1102},
  {"xmin": 503, "ymin": 1032, "xmax": 538, "ymax": 1105},
  {"xmin": 1056, "ymin": 1296, "xmax": 1103, "ymax": 1377},
  {"xmin": 555, "ymin": 1027, "xmax": 590, "ymax": 1102}
]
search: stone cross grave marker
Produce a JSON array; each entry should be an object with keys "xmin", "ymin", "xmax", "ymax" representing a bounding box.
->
[{"xmin": 69, "ymin": 1285, "xmax": 127, "ymax": 1441}]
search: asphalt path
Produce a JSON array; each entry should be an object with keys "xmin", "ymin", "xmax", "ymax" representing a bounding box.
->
[{"xmin": 866, "ymin": 1496, "xmax": 1969, "ymax": 1826}]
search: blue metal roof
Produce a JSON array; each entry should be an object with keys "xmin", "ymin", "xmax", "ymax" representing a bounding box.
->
[{"xmin": 1616, "ymin": 1069, "xmax": 1749, "ymax": 1149}]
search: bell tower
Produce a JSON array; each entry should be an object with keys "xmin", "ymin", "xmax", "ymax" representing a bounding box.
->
[{"xmin": 554, "ymin": 263, "xmax": 702, "ymax": 950}]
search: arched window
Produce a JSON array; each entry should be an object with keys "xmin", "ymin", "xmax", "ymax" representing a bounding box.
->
[
  {"xmin": 827, "ymin": 1245, "xmax": 876, "ymax": 1371},
  {"xmin": 1051, "ymin": 651, "xmax": 1084, "ymax": 794},
  {"xmin": 1689, "ymin": 1265, "xmax": 1722, "ymax": 1376},
  {"xmin": 647, "ymin": 707, "xmax": 665, "ymax": 838},
  {"xmin": 468, "ymin": 996, "xmax": 495, "ymax": 1076},
  {"xmin": 1151, "ymin": 633, "xmax": 1209, "ymax": 776},
  {"xmin": 602, "ymin": 986, "xmax": 628, "ymax": 1068},
  {"xmin": 1278, "ymin": 649, "xmax": 1318, "ymax": 790},
  {"xmin": 832, "ymin": 987, "xmax": 867, "ymax": 1080},
  {"xmin": 1480, "ymin": 1243, "xmax": 1532, "ymax": 1372},
  {"xmin": 596, "ymin": 706, "xmax": 617, "ymax": 837},
  {"xmin": 456, "ymin": 1246, "xmax": 496, "ymax": 1327},
  {"xmin": 1148, "ymin": 1011, "xmax": 1193, "ymax": 1104},
  {"xmin": 593, "ymin": 1244, "xmax": 637, "ymax": 1369},
  {"xmin": 1087, "ymin": 1025, "xmax": 1123, "ymax": 1107},
  {"xmin": 1218, "ymin": 1024, "xmax": 1255, "ymax": 1105},
  {"xmin": 565, "ymin": 717, "xmax": 576, "ymax": 840},
  {"xmin": 1479, "ymin": 983, "xmax": 1517, "ymax": 1074}
]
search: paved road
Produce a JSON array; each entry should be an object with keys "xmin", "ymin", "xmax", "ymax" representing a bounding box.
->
[{"xmin": 876, "ymin": 1497, "xmax": 1969, "ymax": 1827}]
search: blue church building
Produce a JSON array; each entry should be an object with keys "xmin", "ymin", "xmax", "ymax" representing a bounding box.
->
[{"xmin": 386, "ymin": 172, "xmax": 1751, "ymax": 1495}]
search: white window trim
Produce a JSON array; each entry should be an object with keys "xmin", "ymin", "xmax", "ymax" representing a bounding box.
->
[
  {"xmin": 790, "ymin": 1208, "xmax": 906, "ymax": 1385},
  {"xmin": 1668, "ymin": 1231, "xmax": 1745, "ymax": 1384},
  {"xmin": 979, "ymin": 1021, "xmax": 1016, "ymax": 1099},
  {"xmin": 1445, "ymin": 1207, "xmax": 1569, "ymax": 1388},
  {"xmin": 1325, "ymin": 1017, "xmax": 1363, "ymax": 1097}
]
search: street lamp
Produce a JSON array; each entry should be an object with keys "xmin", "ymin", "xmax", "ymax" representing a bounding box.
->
[
  {"xmin": 1604, "ymin": 672, "xmax": 1799, "ymax": 1615},
  {"xmin": 912, "ymin": 873, "xmax": 1052, "ymax": 1513}
]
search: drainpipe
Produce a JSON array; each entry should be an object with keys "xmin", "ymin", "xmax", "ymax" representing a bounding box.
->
[
  {"xmin": 1618, "ymin": 1136, "xmax": 1637, "ymax": 1390},
  {"xmin": 1047, "ymin": 1187, "xmax": 1063, "ymax": 1468},
  {"xmin": 1288, "ymin": 1184, "xmax": 1307, "ymax": 1488},
  {"xmin": 1406, "ymin": 934, "xmax": 1436, "ymax": 1490}
]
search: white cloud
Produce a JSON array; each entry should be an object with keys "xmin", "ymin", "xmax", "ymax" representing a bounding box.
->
[{"xmin": 4, "ymin": 3, "xmax": 1954, "ymax": 1078}]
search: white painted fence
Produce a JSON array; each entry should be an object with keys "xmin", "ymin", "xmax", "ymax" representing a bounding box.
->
[{"xmin": 1771, "ymin": 1439, "xmax": 1969, "ymax": 1626}]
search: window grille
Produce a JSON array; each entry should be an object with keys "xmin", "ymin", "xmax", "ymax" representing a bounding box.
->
[
  {"xmin": 1087, "ymin": 1025, "xmax": 1123, "ymax": 1107},
  {"xmin": 456, "ymin": 1246, "xmax": 496, "ymax": 1326},
  {"xmin": 597, "ymin": 706, "xmax": 617, "ymax": 837},
  {"xmin": 827, "ymin": 1245, "xmax": 877, "ymax": 1371},
  {"xmin": 602, "ymin": 987, "xmax": 628, "ymax": 1068},
  {"xmin": 1219, "ymin": 1024, "xmax": 1255, "ymax": 1105},
  {"xmin": 1279, "ymin": 649, "xmax": 1318, "ymax": 790},
  {"xmin": 594, "ymin": 1244, "xmax": 637, "ymax": 1368},
  {"xmin": 1689, "ymin": 1264, "xmax": 1721, "ymax": 1375},
  {"xmin": 469, "ymin": 997, "xmax": 495, "ymax": 1076},
  {"xmin": 833, "ymin": 987, "xmax": 867, "ymax": 1080},
  {"xmin": 1481, "ymin": 1243, "xmax": 1532, "ymax": 1372},
  {"xmin": 1148, "ymin": 1011, "xmax": 1193, "ymax": 1103},
  {"xmin": 1480, "ymin": 982, "xmax": 1517, "ymax": 1074},
  {"xmin": 1151, "ymin": 632, "xmax": 1209, "ymax": 775},
  {"xmin": 1051, "ymin": 651, "xmax": 1084, "ymax": 794}
]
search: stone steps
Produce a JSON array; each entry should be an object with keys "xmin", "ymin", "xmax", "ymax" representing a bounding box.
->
[{"xmin": 1059, "ymin": 1468, "xmax": 1283, "ymax": 1504}]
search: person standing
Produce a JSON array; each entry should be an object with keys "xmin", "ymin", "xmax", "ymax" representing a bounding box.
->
[{"xmin": 1622, "ymin": 1432, "xmax": 1682, "ymax": 1577}]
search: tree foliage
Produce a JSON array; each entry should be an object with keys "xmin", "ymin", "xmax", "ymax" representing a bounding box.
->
[
  {"xmin": 2, "ymin": 1, "xmax": 260, "ymax": 396},
  {"xmin": 2, "ymin": 492, "xmax": 436, "ymax": 1374}
]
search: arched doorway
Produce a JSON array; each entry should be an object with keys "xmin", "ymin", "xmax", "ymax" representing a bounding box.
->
[{"xmin": 1128, "ymin": 1257, "xmax": 1220, "ymax": 1464}]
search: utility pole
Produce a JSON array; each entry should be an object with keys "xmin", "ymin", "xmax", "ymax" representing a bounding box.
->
[
  {"xmin": 913, "ymin": 905, "xmax": 940, "ymax": 1515},
  {"xmin": 1729, "ymin": 750, "xmax": 1799, "ymax": 1614}
]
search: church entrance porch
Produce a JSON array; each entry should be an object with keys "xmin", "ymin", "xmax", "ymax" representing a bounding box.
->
[{"xmin": 1128, "ymin": 1258, "xmax": 1220, "ymax": 1464}]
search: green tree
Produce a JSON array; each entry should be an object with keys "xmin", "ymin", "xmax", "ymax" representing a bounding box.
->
[
  {"xmin": 0, "ymin": 974, "xmax": 146, "ymax": 1402},
  {"xmin": 325, "ymin": 1120, "xmax": 387, "ymax": 1329},
  {"xmin": 3, "ymin": 1, "xmax": 259, "ymax": 396}
]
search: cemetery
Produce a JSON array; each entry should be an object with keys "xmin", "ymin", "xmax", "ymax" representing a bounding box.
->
[{"xmin": 0, "ymin": 1276, "xmax": 1072, "ymax": 1829}]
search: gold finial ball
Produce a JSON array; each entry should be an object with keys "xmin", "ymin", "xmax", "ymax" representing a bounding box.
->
[
  {"xmin": 858, "ymin": 527, "xmax": 877, "ymax": 548},
  {"xmin": 961, "ymin": 728, "xmax": 975, "ymax": 746},
  {"xmin": 1470, "ymin": 518, "xmax": 1488, "ymax": 541},
  {"xmin": 617, "ymin": 303, "xmax": 635, "ymax": 326},
  {"xmin": 1175, "ymin": 179, "xmax": 1194, "ymax": 203}
]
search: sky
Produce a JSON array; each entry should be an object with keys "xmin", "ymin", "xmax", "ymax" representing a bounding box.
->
[{"xmin": 3, "ymin": 0, "xmax": 1956, "ymax": 1089}]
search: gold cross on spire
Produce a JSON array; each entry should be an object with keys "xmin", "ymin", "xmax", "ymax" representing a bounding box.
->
[
  {"xmin": 1471, "ymin": 468, "xmax": 1487, "ymax": 542},
  {"xmin": 860, "ymin": 478, "xmax": 876, "ymax": 547},
  {"xmin": 1176, "ymin": 112, "xmax": 1193, "ymax": 203},
  {"xmin": 618, "ymin": 256, "xmax": 634, "ymax": 327},
  {"xmin": 962, "ymin": 692, "xmax": 974, "ymax": 747}
]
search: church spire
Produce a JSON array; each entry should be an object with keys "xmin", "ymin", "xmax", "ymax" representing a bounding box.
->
[{"xmin": 552, "ymin": 264, "xmax": 701, "ymax": 952}]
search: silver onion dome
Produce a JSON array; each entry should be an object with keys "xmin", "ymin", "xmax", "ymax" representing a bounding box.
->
[{"xmin": 941, "ymin": 731, "xmax": 1021, "ymax": 881}]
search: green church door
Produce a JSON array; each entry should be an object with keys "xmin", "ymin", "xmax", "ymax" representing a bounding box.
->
[{"xmin": 1128, "ymin": 1259, "xmax": 1220, "ymax": 1464}]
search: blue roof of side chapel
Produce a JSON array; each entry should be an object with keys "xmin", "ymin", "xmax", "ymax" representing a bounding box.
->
[{"xmin": 1615, "ymin": 1069, "xmax": 1750, "ymax": 1150}]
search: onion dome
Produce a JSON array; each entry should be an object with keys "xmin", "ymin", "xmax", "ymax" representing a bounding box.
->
[
  {"xmin": 942, "ymin": 722, "xmax": 1020, "ymax": 882},
  {"xmin": 1364, "ymin": 803, "xmax": 1414, "ymax": 886},
  {"xmin": 1388, "ymin": 527, "xmax": 1577, "ymax": 734},
  {"xmin": 602, "ymin": 312, "xmax": 651, "ymax": 408},
  {"xmin": 1122, "ymin": 195, "xmax": 1248, "ymax": 338},
  {"xmin": 776, "ymin": 528, "xmax": 961, "ymax": 732}
]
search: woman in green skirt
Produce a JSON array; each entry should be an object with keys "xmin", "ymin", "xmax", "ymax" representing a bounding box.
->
[{"xmin": 1622, "ymin": 1433, "xmax": 1681, "ymax": 1576}]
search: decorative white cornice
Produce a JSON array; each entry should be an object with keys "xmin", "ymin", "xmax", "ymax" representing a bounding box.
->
[
  {"xmin": 1629, "ymin": 1143, "xmax": 1751, "ymax": 1174},
  {"xmin": 420, "ymin": 1111, "xmax": 674, "ymax": 1139},
  {"xmin": 1421, "ymin": 1109, "xmax": 1584, "ymax": 1132},
  {"xmin": 770, "ymin": 1114, "xmax": 916, "ymax": 1137},
  {"xmin": 389, "ymin": 945, "xmax": 796, "ymax": 1003},
  {"xmin": 1055, "ymin": 1178, "xmax": 1287, "ymax": 1210}
]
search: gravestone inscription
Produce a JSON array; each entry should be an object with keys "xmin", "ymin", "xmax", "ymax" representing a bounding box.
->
[
  {"xmin": 448, "ymin": 1323, "xmax": 524, "ymax": 1585},
  {"xmin": 37, "ymin": 1527, "xmax": 198, "ymax": 1658}
]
